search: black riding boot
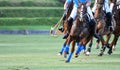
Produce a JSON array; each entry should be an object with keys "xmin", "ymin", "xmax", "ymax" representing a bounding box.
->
[
  {"xmin": 58, "ymin": 14, "xmax": 67, "ymax": 32},
  {"xmin": 63, "ymin": 17, "xmax": 73, "ymax": 39},
  {"xmin": 90, "ymin": 19, "xmax": 100, "ymax": 40},
  {"xmin": 106, "ymin": 12, "xmax": 114, "ymax": 31}
]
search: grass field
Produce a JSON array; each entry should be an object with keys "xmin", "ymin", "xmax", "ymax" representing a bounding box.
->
[{"xmin": 0, "ymin": 35, "xmax": 120, "ymax": 70}]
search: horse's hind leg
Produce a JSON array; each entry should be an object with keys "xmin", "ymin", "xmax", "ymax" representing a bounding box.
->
[
  {"xmin": 111, "ymin": 35, "xmax": 119, "ymax": 51},
  {"xmin": 66, "ymin": 41, "xmax": 76, "ymax": 62},
  {"xmin": 86, "ymin": 38, "xmax": 93, "ymax": 56},
  {"xmin": 108, "ymin": 34, "xmax": 119, "ymax": 55}
]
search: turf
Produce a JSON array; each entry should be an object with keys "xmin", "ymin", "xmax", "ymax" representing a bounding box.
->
[{"xmin": 0, "ymin": 35, "xmax": 120, "ymax": 70}]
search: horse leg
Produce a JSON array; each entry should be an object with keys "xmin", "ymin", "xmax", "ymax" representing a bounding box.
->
[
  {"xmin": 75, "ymin": 36, "xmax": 91, "ymax": 57},
  {"xmin": 112, "ymin": 35, "xmax": 119, "ymax": 51},
  {"xmin": 64, "ymin": 36, "xmax": 72, "ymax": 58},
  {"xmin": 86, "ymin": 38, "xmax": 93, "ymax": 56},
  {"xmin": 66, "ymin": 41, "xmax": 76, "ymax": 62},
  {"xmin": 105, "ymin": 34, "xmax": 111, "ymax": 49},
  {"xmin": 58, "ymin": 39, "xmax": 67, "ymax": 55},
  {"xmin": 108, "ymin": 34, "xmax": 119, "ymax": 55},
  {"xmin": 74, "ymin": 42, "xmax": 85, "ymax": 58},
  {"xmin": 104, "ymin": 34, "xmax": 113, "ymax": 55},
  {"xmin": 98, "ymin": 36, "xmax": 106, "ymax": 56}
]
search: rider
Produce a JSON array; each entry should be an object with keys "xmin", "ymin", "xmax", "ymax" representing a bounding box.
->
[
  {"xmin": 110, "ymin": 0, "xmax": 120, "ymax": 11},
  {"xmin": 63, "ymin": 0, "xmax": 98, "ymax": 39},
  {"xmin": 92, "ymin": 0, "xmax": 114, "ymax": 31}
]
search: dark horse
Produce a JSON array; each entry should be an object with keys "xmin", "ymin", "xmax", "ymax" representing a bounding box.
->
[
  {"xmin": 86, "ymin": 0, "xmax": 116, "ymax": 56},
  {"xmin": 63, "ymin": 3, "xmax": 95, "ymax": 62},
  {"xmin": 109, "ymin": 0, "xmax": 120, "ymax": 52}
]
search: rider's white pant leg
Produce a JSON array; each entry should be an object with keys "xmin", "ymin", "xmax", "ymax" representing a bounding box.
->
[
  {"xmin": 92, "ymin": 0, "xmax": 97, "ymax": 13},
  {"xmin": 104, "ymin": 0, "xmax": 112, "ymax": 13},
  {"xmin": 87, "ymin": 6, "xmax": 94, "ymax": 19},
  {"xmin": 70, "ymin": 5, "xmax": 77, "ymax": 20}
]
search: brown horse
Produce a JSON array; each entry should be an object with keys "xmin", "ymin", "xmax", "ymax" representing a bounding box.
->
[
  {"xmin": 58, "ymin": 1, "xmax": 74, "ymax": 55},
  {"xmin": 63, "ymin": 3, "xmax": 95, "ymax": 62},
  {"xmin": 108, "ymin": 0, "xmax": 120, "ymax": 53},
  {"xmin": 86, "ymin": 0, "xmax": 116, "ymax": 56},
  {"xmin": 62, "ymin": 1, "xmax": 73, "ymax": 34}
]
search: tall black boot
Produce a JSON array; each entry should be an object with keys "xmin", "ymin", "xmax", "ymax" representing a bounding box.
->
[
  {"xmin": 58, "ymin": 14, "xmax": 66, "ymax": 32},
  {"xmin": 58, "ymin": 10, "xmax": 67, "ymax": 32},
  {"xmin": 106, "ymin": 12, "xmax": 113, "ymax": 31},
  {"xmin": 63, "ymin": 17, "xmax": 73, "ymax": 39}
]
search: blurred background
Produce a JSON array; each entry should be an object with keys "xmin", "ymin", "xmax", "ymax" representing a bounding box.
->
[
  {"xmin": 0, "ymin": 0, "xmax": 65, "ymax": 34},
  {"xmin": 0, "ymin": 0, "xmax": 95, "ymax": 34}
]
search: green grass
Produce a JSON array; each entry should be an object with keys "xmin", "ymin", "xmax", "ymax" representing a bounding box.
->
[
  {"xmin": 0, "ymin": 0, "xmax": 63, "ymax": 7},
  {"xmin": 0, "ymin": 7, "xmax": 63, "ymax": 17},
  {"xmin": 0, "ymin": 35, "xmax": 120, "ymax": 70},
  {"xmin": 0, "ymin": 25, "xmax": 52, "ymax": 30},
  {"xmin": 0, "ymin": 17, "xmax": 60, "ymax": 26}
]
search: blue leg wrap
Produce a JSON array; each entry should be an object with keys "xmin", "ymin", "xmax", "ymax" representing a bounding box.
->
[
  {"xmin": 83, "ymin": 46, "xmax": 86, "ymax": 50},
  {"xmin": 67, "ymin": 52, "xmax": 73, "ymax": 62},
  {"xmin": 76, "ymin": 44, "xmax": 84, "ymax": 55},
  {"xmin": 64, "ymin": 45, "xmax": 69, "ymax": 53},
  {"xmin": 76, "ymin": 42, "xmax": 79, "ymax": 47},
  {"xmin": 76, "ymin": 44, "xmax": 82, "ymax": 55},
  {"xmin": 60, "ymin": 45, "xmax": 65, "ymax": 54}
]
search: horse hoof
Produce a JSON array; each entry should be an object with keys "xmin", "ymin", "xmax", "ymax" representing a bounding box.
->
[
  {"xmin": 112, "ymin": 46, "xmax": 116, "ymax": 51},
  {"xmin": 98, "ymin": 52, "xmax": 103, "ymax": 56},
  {"xmin": 96, "ymin": 46, "xmax": 99, "ymax": 49},
  {"xmin": 74, "ymin": 54, "xmax": 79, "ymax": 58},
  {"xmin": 58, "ymin": 52, "xmax": 62, "ymax": 56},
  {"xmin": 107, "ymin": 51, "xmax": 112, "ymax": 55},
  {"xmin": 85, "ymin": 52, "xmax": 90, "ymax": 56},
  {"xmin": 65, "ymin": 60, "xmax": 70, "ymax": 63}
]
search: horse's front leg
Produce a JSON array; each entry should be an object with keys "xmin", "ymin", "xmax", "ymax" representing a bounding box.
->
[
  {"xmin": 98, "ymin": 36, "xmax": 106, "ymax": 56},
  {"xmin": 86, "ymin": 38, "xmax": 93, "ymax": 56},
  {"xmin": 104, "ymin": 34, "xmax": 113, "ymax": 55},
  {"xmin": 66, "ymin": 40, "xmax": 76, "ymax": 62},
  {"xmin": 64, "ymin": 35, "xmax": 72, "ymax": 58},
  {"xmin": 58, "ymin": 39, "xmax": 67, "ymax": 55}
]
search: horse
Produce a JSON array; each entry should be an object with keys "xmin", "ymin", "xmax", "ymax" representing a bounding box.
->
[
  {"xmin": 108, "ymin": 0, "xmax": 120, "ymax": 52},
  {"xmin": 63, "ymin": 3, "xmax": 95, "ymax": 62},
  {"xmin": 85, "ymin": 0, "xmax": 116, "ymax": 56}
]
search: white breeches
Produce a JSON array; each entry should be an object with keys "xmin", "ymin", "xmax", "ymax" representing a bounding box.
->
[
  {"xmin": 110, "ymin": 0, "xmax": 120, "ymax": 12},
  {"xmin": 70, "ymin": 5, "xmax": 77, "ymax": 20},
  {"xmin": 70, "ymin": 5, "xmax": 94, "ymax": 20},
  {"xmin": 92, "ymin": 0, "xmax": 111, "ymax": 13},
  {"xmin": 87, "ymin": 6, "xmax": 94, "ymax": 19}
]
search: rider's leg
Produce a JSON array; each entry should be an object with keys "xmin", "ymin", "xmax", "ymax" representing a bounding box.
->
[
  {"xmin": 106, "ymin": 12, "xmax": 113, "ymax": 31},
  {"xmin": 63, "ymin": 17, "xmax": 73, "ymax": 39},
  {"xmin": 87, "ymin": 6, "xmax": 100, "ymax": 39},
  {"xmin": 104, "ymin": 0, "xmax": 114, "ymax": 31},
  {"xmin": 92, "ymin": 0, "xmax": 97, "ymax": 14},
  {"xmin": 58, "ymin": 10, "xmax": 67, "ymax": 32},
  {"xmin": 110, "ymin": 2, "xmax": 114, "ymax": 12},
  {"xmin": 63, "ymin": 5, "xmax": 77, "ymax": 39}
]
